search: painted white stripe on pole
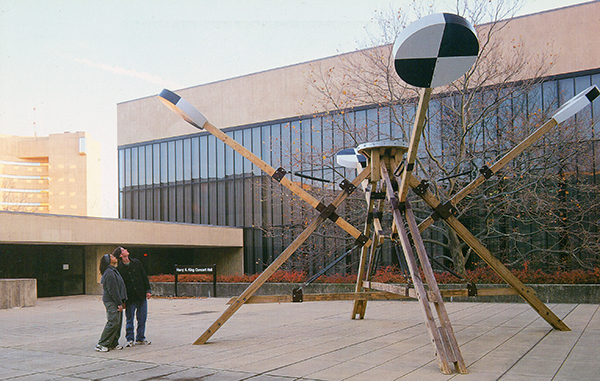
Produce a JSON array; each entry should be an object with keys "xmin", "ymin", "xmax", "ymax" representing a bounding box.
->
[
  {"xmin": 158, "ymin": 89, "xmax": 208, "ymax": 129},
  {"xmin": 552, "ymin": 85, "xmax": 600, "ymax": 124}
]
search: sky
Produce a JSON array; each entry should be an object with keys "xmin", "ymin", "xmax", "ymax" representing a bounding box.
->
[{"xmin": 0, "ymin": 0, "xmax": 591, "ymax": 218}]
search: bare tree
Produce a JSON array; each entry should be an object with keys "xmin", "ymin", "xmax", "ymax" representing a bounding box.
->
[{"xmin": 302, "ymin": 0, "xmax": 600, "ymax": 274}]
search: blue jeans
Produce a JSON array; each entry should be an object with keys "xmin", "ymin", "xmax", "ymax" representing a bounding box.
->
[{"xmin": 125, "ymin": 298, "xmax": 147, "ymax": 342}]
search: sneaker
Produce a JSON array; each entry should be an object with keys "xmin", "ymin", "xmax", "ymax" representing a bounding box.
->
[
  {"xmin": 109, "ymin": 345, "xmax": 123, "ymax": 350},
  {"xmin": 125, "ymin": 341, "xmax": 135, "ymax": 347},
  {"xmin": 95, "ymin": 345, "xmax": 109, "ymax": 352},
  {"xmin": 135, "ymin": 339, "xmax": 151, "ymax": 345}
]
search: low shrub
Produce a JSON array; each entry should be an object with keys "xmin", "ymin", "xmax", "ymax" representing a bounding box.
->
[{"xmin": 149, "ymin": 266, "xmax": 600, "ymax": 284}]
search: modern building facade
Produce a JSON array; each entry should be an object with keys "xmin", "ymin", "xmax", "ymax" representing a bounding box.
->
[
  {"xmin": 0, "ymin": 133, "xmax": 245, "ymax": 299},
  {"xmin": 117, "ymin": 2, "xmax": 600, "ymax": 275},
  {"xmin": 0, "ymin": 131, "xmax": 101, "ymax": 217},
  {"xmin": 0, "ymin": 211, "xmax": 243, "ymax": 297}
]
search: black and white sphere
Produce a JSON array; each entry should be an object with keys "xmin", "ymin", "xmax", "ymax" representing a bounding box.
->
[
  {"xmin": 393, "ymin": 13, "xmax": 479, "ymax": 88},
  {"xmin": 336, "ymin": 148, "xmax": 367, "ymax": 170}
]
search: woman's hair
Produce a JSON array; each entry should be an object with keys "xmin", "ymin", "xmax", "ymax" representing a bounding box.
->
[
  {"xmin": 112, "ymin": 246, "xmax": 124, "ymax": 259},
  {"xmin": 99, "ymin": 254, "xmax": 111, "ymax": 274}
]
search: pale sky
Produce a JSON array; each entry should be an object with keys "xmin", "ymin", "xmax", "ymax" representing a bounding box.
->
[{"xmin": 0, "ymin": 0, "xmax": 591, "ymax": 217}]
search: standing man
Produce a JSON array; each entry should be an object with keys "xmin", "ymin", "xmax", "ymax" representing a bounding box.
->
[{"xmin": 113, "ymin": 246, "xmax": 152, "ymax": 347}]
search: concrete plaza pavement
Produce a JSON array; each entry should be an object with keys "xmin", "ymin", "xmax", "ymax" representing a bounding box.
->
[{"xmin": 0, "ymin": 295, "xmax": 598, "ymax": 380}]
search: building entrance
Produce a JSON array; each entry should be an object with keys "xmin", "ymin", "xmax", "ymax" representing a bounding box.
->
[{"xmin": 0, "ymin": 244, "xmax": 85, "ymax": 297}]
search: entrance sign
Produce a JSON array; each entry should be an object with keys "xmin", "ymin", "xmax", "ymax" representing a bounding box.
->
[{"xmin": 174, "ymin": 264, "xmax": 217, "ymax": 297}]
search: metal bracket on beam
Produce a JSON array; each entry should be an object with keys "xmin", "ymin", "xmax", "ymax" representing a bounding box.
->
[
  {"xmin": 389, "ymin": 196, "xmax": 405, "ymax": 212},
  {"xmin": 339, "ymin": 179, "xmax": 357, "ymax": 195},
  {"xmin": 367, "ymin": 211, "xmax": 383, "ymax": 225},
  {"xmin": 316, "ymin": 202, "xmax": 339, "ymax": 223},
  {"xmin": 370, "ymin": 191, "xmax": 386, "ymax": 200},
  {"xmin": 272, "ymin": 167, "xmax": 287, "ymax": 182},
  {"xmin": 479, "ymin": 165, "xmax": 494, "ymax": 180},
  {"xmin": 413, "ymin": 180, "xmax": 429, "ymax": 196},
  {"xmin": 354, "ymin": 233, "xmax": 369, "ymax": 246},
  {"xmin": 432, "ymin": 201, "xmax": 458, "ymax": 221},
  {"xmin": 292, "ymin": 287, "xmax": 303, "ymax": 302},
  {"xmin": 467, "ymin": 282, "xmax": 478, "ymax": 297}
]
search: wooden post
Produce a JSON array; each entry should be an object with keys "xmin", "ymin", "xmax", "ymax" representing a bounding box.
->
[
  {"xmin": 351, "ymin": 189, "xmax": 375, "ymax": 319},
  {"xmin": 404, "ymin": 199, "xmax": 467, "ymax": 373},
  {"xmin": 397, "ymin": 87, "xmax": 432, "ymax": 203},
  {"xmin": 380, "ymin": 163, "xmax": 455, "ymax": 374}
]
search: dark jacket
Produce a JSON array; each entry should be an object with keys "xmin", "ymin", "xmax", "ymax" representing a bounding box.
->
[
  {"xmin": 101, "ymin": 265, "xmax": 127, "ymax": 305},
  {"xmin": 117, "ymin": 258, "xmax": 151, "ymax": 302}
]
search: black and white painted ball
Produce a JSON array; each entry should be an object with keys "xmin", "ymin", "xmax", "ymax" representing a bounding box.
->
[{"xmin": 393, "ymin": 13, "xmax": 479, "ymax": 88}]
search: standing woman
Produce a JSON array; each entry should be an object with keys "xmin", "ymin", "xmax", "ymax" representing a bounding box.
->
[
  {"xmin": 95, "ymin": 253, "xmax": 127, "ymax": 352},
  {"xmin": 113, "ymin": 246, "xmax": 152, "ymax": 346}
]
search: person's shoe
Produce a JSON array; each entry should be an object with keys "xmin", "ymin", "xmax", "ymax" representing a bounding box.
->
[
  {"xmin": 125, "ymin": 341, "xmax": 135, "ymax": 347},
  {"xmin": 135, "ymin": 339, "xmax": 151, "ymax": 345},
  {"xmin": 109, "ymin": 345, "xmax": 123, "ymax": 350},
  {"xmin": 95, "ymin": 344, "xmax": 109, "ymax": 352}
]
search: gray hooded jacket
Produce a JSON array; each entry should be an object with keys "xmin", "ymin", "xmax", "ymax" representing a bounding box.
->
[{"xmin": 101, "ymin": 265, "xmax": 127, "ymax": 305}]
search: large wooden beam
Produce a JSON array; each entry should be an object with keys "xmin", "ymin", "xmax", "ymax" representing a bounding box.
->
[
  {"xmin": 202, "ymin": 121, "xmax": 371, "ymax": 247},
  {"xmin": 382, "ymin": 162, "xmax": 455, "ymax": 374},
  {"xmin": 407, "ymin": 173, "xmax": 570, "ymax": 331},
  {"xmin": 397, "ymin": 87, "xmax": 432, "ymax": 203},
  {"xmin": 418, "ymin": 118, "xmax": 558, "ymax": 232},
  {"xmin": 363, "ymin": 281, "xmax": 521, "ymax": 300},
  {"xmin": 193, "ymin": 166, "xmax": 372, "ymax": 345},
  {"xmin": 227, "ymin": 291, "xmax": 409, "ymax": 304}
]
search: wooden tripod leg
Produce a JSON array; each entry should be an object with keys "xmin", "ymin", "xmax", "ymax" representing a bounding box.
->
[
  {"xmin": 352, "ymin": 192, "xmax": 375, "ymax": 319},
  {"xmin": 194, "ymin": 166, "xmax": 372, "ymax": 344},
  {"xmin": 407, "ymin": 173, "xmax": 570, "ymax": 331},
  {"xmin": 352, "ymin": 231, "xmax": 380, "ymax": 319},
  {"xmin": 352, "ymin": 244, "xmax": 370, "ymax": 319},
  {"xmin": 381, "ymin": 165, "xmax": 454, "ymax": 374},
  {"xmin": 404, "ymin": 199, "xmax": 467, "ymax": 373},
  {"xmin": 194, "ymin": 212, "xmax": 325, "ymax": 344},
  {"xmin": 352, "ymin": 178, "xmax": 386, "ymax": 319}
]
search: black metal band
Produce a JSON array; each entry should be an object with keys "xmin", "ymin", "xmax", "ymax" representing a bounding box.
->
[
  {"xmin": 413, "ymin": 180, "xmax": 429, "ymax": 196},
  {"xmin": 339, "ymin": 179, "xmax": 357, "ymax": 195},
  {"xmin": 370, "ymin": 191, "xmax": 386, "ymax": 200},
  {"xmin": 432, "ymin": 201, "xmax": 457, "ymax": 221},
  {"xmin": 467, "ymin": 282, "xmax": 478, "ymax": 297},
  {"xmin": 317, "ymin": 202, "xmax": 339, "ymax": 223},
  {"xmin": 479, "ymin": 165, "xmax": 494, "ymax": 179},
  {"xmin": 354, "ymin": 233, "xmax": 369, "ymax": 246},
  {"xmin": 292, "ymin": 287, "xmax": 303, "ymax": 302},
  {"xmin": 272, "ymin": 167, "xmax": 287, "ymax": 182},
  {"xmin": 389, "ymin": 196, "xmax": 405, "ymax": 212}
]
